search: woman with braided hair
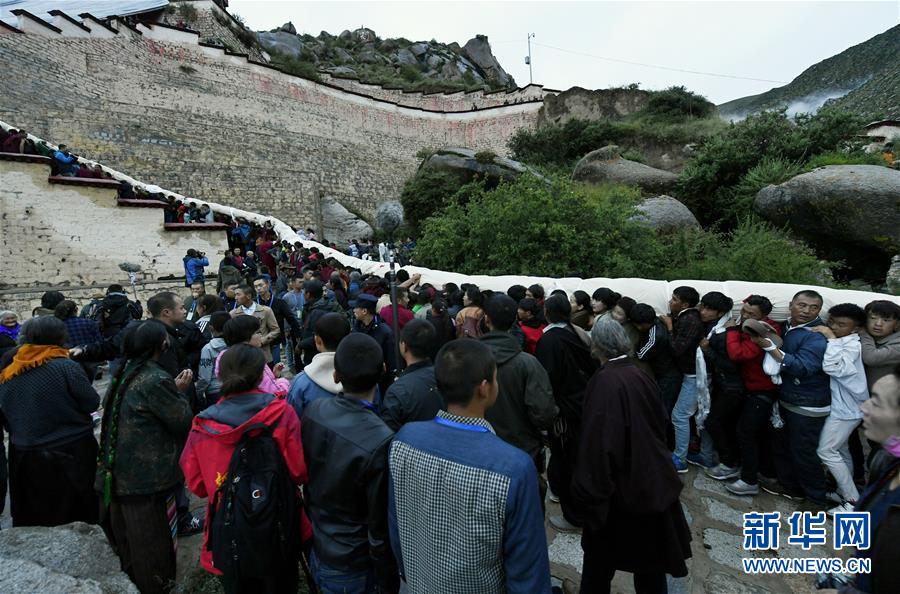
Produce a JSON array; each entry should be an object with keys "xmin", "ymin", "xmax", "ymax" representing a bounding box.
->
[{"xmin": 96, "ymin": 320, "xmax": 193, "ymax": 594}]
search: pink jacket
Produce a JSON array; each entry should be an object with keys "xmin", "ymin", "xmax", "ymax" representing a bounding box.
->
[{"xmin": 214, "ymin": 349, "xmax": 290, "ymax": 396}]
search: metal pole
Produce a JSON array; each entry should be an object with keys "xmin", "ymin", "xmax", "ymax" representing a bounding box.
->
[
  {"xmin": 527, "ymin": 33, "xmax": 534, "ymax": 84},
  {"xmin": 388, "ymin": 234, "xmax": 401, "ymax": 378}
]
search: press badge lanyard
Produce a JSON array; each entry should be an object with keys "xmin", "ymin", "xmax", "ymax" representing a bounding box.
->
[{"xmin": 434, "ymin": 417, "xmax": 490, "ymax": 433}]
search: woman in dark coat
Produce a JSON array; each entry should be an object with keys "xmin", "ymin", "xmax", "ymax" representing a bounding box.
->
[
  {"xmin": 535, "ymin": 294, "xmax": 596, "ymax": 532},
  {"xmin": 0, "ymin": 316, "xmax": 100, "ymax": 527},
  {"xmin": 570, "ymin": 316, "xmax": 691, "ymax": 594}
]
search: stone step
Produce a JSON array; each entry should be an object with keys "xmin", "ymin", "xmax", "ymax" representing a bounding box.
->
[
  {"xmin": 163, "ymin": 222, "xmax": 230, "ymax": 231},
  {"xmin": 0, "ymin": 152, "xmax": 51, "ymax": 165},
  {"xmin": 117, "ymin": 198, "xmax": 167, "ymax": 208},
  {"xmin": 47, "ymin": 175, "xmax": 120, "ymax": 189}
]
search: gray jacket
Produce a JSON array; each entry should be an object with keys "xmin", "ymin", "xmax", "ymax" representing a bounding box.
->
[{"xmin": 861, "ymin": 330, "xmax": 900, "ymax": 390}]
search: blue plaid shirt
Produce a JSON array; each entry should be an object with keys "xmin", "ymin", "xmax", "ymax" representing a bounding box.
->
[{"xmin": 64, "ymin": 317, "xmax": 102, "ymax": 348}]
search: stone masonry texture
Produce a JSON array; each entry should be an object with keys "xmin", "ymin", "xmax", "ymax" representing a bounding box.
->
[{"xmin": 0, "ymin": 33, "xmax": 542, "ymax": 232}]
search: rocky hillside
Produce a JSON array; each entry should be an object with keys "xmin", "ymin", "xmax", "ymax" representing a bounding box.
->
[
  {"xmin": 257, "ymin": 24, "xmax": 516, "ymax": 93},
  {"xmin": 718, "ymin": 24, "xmax": 900, "ymax": 119}
]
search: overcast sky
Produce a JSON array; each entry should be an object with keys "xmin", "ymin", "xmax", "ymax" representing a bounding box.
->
[{"xmin": 229, "ymin": 0, "xmax": 898, "ymax": 104}]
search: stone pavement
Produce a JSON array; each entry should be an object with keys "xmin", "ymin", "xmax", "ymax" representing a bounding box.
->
[{"xmin": 545, "ymin": 466, "xmax": 850, "ymax": 593}]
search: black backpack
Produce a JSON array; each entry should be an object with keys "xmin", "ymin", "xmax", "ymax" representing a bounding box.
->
[
  {"xmin": 208, "ymin": 423, "xmax": 301, "ymax": 579},
  {"xmin": 93, "ymin": 301, "xmax": 139, "ymax": 337}
]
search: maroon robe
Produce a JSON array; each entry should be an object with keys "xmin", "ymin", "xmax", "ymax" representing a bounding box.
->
[{"xmin": 570, "ymin": 357, "xmax": 691, "ymax": 577}]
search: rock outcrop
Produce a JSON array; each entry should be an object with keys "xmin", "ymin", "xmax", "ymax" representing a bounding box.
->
[
  {"xmin": 256, "ymin": 27, "xmax": 514, "ymax": 92},
  {"xmin": 634, "ymin": 195, "xmax": 700, "ymax": 231},
  {"xmin": 0, "ymin": 522, "xmax": 138, "ymax": 594},
  {"xmin": 754, "ymin": 165, "xmax": 900, "ymax": 254},
  {"xmin": 537, "ymin": 87, "xmax": 651, "ymax": 126},
  {"xmin": 462, "ymin": 35, "xmax": 514, "ymax": 88},
  {"xmin": 419, "ymin": 147, "xmax": 539, "ymax": 187},
  {"xmin": 256, "ymin": 30, "xmax": 305, "ymax": 58},
  {"xmin": 321, "ymin": 196, "xmax": 373, "ymax": 244},
  {"xmin": 573, "ymin": 145, "xmax": 678, "ymax": 193}
]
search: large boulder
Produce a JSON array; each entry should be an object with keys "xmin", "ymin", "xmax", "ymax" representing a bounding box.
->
[
  {"xmin": 634, "ymin": 195, "xmax": 700, "ymax": 231},
  {"xmin": 257, "ymin": 30, "xmax": 304, "ymax": 58},
  {"xmin": 754, "ymin": 165, "xmax": 900, "ymax": 254},
  {"xmin": 419, "ymin": 147, "xmax": 540, "ymax": 187},
  {"xmin": 279, "ymin": 22, "xmax": 296, "ymax": 35},
  {"xmin": 537, "ymin": 87, "xmax": 652, "ymax": 126},
  {"xmin": 0, "ymin": 522, "xmax": 138, "ymax": 594},
  {"xmin": 462, "ymin": 35, "xmax": 515, "ymax": 87},
  {"xmin": 322, "ymin": 196, "xmax": 373, "ymax": 245},
  {"xmin": 573, "ymin": 145, "xmax": 678, "ymax": 193},
  {"xmin": 392, "ymin": 48, "xmax": 418, "ymax": 67},
  {"xmin": 409, "ymin": 42, "xmax": 430, "ymax": 57}
]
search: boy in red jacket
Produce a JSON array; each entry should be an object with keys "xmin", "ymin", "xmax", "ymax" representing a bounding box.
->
[
  {"xmin": 724, "ymin": 295, "xmax": 782, "ymax": 496},
  {"xmin": 180, "ymin": 344, "xmax": 312, "ymax": 592}
]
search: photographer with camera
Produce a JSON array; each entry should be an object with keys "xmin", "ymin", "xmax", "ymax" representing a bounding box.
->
[
  {"xmin": 52, "ymin": 144, "xmax": 80, "ymax": 176},
  {"xmin": 183, "ymin": 249, "xmax": 209, "ymax": 288}
]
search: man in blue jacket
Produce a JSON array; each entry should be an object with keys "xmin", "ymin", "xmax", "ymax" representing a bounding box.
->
[
  {"xmin": 183, "ymin": 249, "xmax": 209, "ymax": 287},
  {"xmin": 287, "ymin": 313, "xmax": 349, "ymax": 417},
  {"xmin": 751, "ymin": 289, "xmax": 830, "ymax": 506},
  {"xmin": 388, "ymin": 339, "xmax": 551, "ymax": 593}
]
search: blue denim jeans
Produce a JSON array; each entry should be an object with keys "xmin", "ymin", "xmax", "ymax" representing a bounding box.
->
[
  {"xmin": 672, "ymin": 374, "xmax": 698, "ymax": 462},
  {"xmin": 309, "ymin": 550, "xmax": 376, "ymax": 594}
]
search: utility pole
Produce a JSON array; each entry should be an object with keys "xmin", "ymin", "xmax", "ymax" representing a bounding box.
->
[{"xmin": 526, "ymin": 33, "xmax": 535, "ymax": 84}]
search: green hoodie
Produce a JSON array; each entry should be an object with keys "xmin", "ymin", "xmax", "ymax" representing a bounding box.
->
[{"xmin": 479, "ymin": 331, "xmax": 557, "ymax": 457}]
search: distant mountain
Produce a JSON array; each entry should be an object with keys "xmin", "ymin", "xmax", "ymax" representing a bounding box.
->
[
  {"xmin": 256, "ymin": 23, "xmax": 516, "ymax": 93},
  {"xmin": 718, "ymin": 24, "xmax": 900, "ymax": 119}
]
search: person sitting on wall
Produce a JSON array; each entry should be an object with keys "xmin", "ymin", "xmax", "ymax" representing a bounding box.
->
[
  {"xmin": 1, "ymin": 129, "xmax": 28, "ymax": 154},
  {"xmin": 52, "ymin": 144, "xmax": 80, "ymax": 176}
]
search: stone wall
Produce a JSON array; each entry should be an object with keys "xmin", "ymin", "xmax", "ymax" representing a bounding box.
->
[
  {"xmin": 163, "ymin": 0, "xmax": 267, "ymax": 61},
  {"xmin": 0, "ymin": 159, "xmax": 227, "ymax": 290},
  {"xmin": 0, "ymin": 279, "xmax": 190, "ymax": 321},
  {"xmin": 317, "ymin": 75, "xmax": 554, "ymax": 111},
  {"xmin": 0, "ymin": 32, "xmax": 541, "ymax": 231}
]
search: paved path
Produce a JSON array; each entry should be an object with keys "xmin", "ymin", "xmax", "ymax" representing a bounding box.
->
[{"xmin": 546, "ymin": 467, "xmax": 849, "ymax": 593}]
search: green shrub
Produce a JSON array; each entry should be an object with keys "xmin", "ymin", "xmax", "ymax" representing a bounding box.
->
[
  {"xmin": 620, "ymin": 149, "xmax": 646, "ymax": 163},
  {"xmin": 724, "ymin": 157, "xmax": 804, "ymax": 223},
  {"xmin": 414, "ymin": 174, "xmax": 663, "ymax": 278},
  {"xmin": 412, "ymin": 174, "xmax": 833, "ymax": 284},
  {"xmin": 474, "ymin": 150, "xmax": 497, "ymax": 164},
  {"xmin": 804, "ymin": 150, "xmax": 885, "ymax": 170},
  {"xmin": 399, "ymin": 64, "xmax": 422, "ymax": 83},
  {"xmin": 176, "ymin": 3, "xmax": 198, "ymax": 22},
  {"xmin": 399, "ymin": 168, "xmax": 481, "ymax": 233},
  {"xmin": 508, "ymin": 115, "xmax": 725, "ymax": 169},
  {"xmin": 664, "ymin": 218, "xmax": 835, "ymax": 285},
  {"xmin": 676, "ymin": 107, "xmax": 867, "ymax": 228},
  {"xmin": 415, "ymin": 147, "xmax": 436, "ymax": 160},
  {"xmin": 645, "ymin": 86, "xmax": 715, "ymax": 119}
]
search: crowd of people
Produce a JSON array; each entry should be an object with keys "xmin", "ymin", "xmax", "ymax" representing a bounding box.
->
[
  {"xmin": 1, "ymin": 261, "xmax": 899, "ymax": 594},
  {"xmin": 3, "ymin": 129, "xmax": 900, "ymax": 591}
]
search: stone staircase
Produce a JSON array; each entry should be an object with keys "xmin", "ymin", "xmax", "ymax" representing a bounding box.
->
[{"xmin": 0, "ymin": 150, "xmax": 228, "ymax": 287}]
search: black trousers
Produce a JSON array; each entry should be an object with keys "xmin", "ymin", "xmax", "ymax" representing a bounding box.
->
[
  {"xmin": 220, "ymin": 565, "xmax": 299, "ymax": 594},
  {"xmin": 705, "ymin": 388, "xmax": 744, "ymax": 468},
  {"xmin": 9, "ymin": 432, "xmax": 98, "ymax": 527},
  {"xmin": 580, "ymin": 554, "xmax": 667, "ymax": 594},
  {"xmin": 106, "ymin": 491, "xmax": 177, "ymax": 594},
  {"xmin": 657, "ymin": 373, "xmax": 682, "ymax": 451},
  {"xmin": 548, "ymin": 425, "xmax": 580, "ymax": 525},
  {"xmin": 773, "ymin": 406, "xmax": 827, "ymax": 503},
  {"xmin": 737, "ymin": 393, "xmax": 778, "ymax": 484}
]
